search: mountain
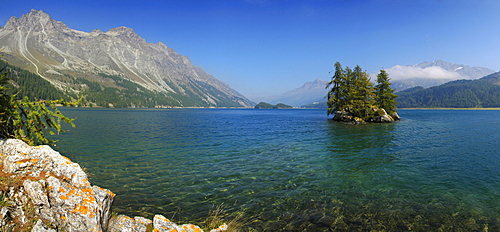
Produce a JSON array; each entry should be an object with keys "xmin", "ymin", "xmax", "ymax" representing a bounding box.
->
[
  {"xmin": 416, "ymin": 60, "xmax": 494, "ymax": 79},
  {"xmin": 397, "ymin": 71, "xmax": 500, "ymax": 108},
  {"xmin": 269, "ymin": 79, "xmax": 328, "ymax": 107},
  {"xmin": 390, "ymin": 60, "xmax": 495, "ymax": 91},
  {"xmin": 392, "ymin": 78, "xmax": 450, "ymax": 91},
  {"xmin": 0, "ymin": 9, "xmax": 253, "ymax": 108},
  {"xmin": 269, "ymin": 60, "xmax": 494, "ymax": 107}
]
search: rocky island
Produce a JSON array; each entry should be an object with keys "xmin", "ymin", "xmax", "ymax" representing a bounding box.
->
[
  {"xmin": 326, "ymin": 62, "xmax": 399, "ymax": 124},
  {"xmin": 0, "ymin": 139, "xmax": 228, "ymax": 232}
]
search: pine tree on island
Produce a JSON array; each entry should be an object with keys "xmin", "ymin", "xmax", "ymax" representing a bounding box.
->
[
  {"xmin": 326, "ymin": 62, "xmax": 399, "ymax": 123},
  {"xmin": 374, "ymin": 69, "xmax": 398, "ymax": 115}
]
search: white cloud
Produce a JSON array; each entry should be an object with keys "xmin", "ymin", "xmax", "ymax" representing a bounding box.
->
[{"xmin": 385, "ymin": 65, "xmax": 464, "ymax": 80}]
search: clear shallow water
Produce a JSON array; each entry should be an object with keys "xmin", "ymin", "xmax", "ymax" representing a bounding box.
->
[{"xmin": 54, "ymin": 108, "xmax": 500, "ymax": 231}]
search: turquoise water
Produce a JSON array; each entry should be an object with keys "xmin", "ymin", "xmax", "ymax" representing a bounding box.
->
[{"xmin": 54, "ymin": 108, "xmax": 500, "ymax": 231}]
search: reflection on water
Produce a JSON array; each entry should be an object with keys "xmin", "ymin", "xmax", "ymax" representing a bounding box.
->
[{"xmin": 54, "ymin": 109, "xmax": 500, "ymax": 231}]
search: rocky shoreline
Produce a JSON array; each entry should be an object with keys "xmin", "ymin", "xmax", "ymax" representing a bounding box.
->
[
  {"xmin": 0, "ymin": 139, "xmax": 228, "ymax": 232},
  {"xmin": 332, "ymin": 109, "xmax": 400, "ymax": 124}
]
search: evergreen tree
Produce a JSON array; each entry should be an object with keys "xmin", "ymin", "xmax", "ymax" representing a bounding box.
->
[
  {"xmin": 374, "ymin": 69, "xmax": 397, "ymax": 114},
  {"xmin": 351, "ymin": 65, "xmax": 375, "ymax": 119},
  {"xmin": 0, "ymin": 65, "xmax": 14, "ymax": 139},
  {"xmin": 0, "ymin": 58, "xmax": 75, "ymax": 145},
  {"xmin": 326, "ymin": 62, "xmax": 346, "ymax": 115},
  {"xmin": 326, "ymin": 62, "xmax": 398, "ymax": 122}
]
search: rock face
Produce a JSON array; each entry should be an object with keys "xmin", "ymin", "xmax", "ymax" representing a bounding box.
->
[
  {"xmin": 0, "ymin": 138, "xmax": 114, "ymax": 231},
  {"xmin": 0, "ymin": 139, "xmax": 228, "ymax": 232},
  {"xmin": 0, "ymin": 9, "xmax": 253, "ymax": 108},
  {"xmin": 332, "ymin": 109, "xmax": 400, "ymax": 124}
]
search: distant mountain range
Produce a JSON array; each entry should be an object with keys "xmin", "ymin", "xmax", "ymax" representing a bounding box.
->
[
  {"xmin": 269, "ymin": 79, "xmax": 328, "ymax": 107},
  {"xmin": 390, "ymin": 60, "xmax": 494, "ymax": 91},
  {"xmin": 0, "ymin": 9, "xmax": 253, "ymax": 107},
  {"xmin": 270, "ymin": 60, "xmax": 495, "ymax": 108}
]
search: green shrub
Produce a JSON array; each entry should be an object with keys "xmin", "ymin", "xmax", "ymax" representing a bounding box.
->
[{"xmin": 0, "ymin": 60, "xmax": 75, "ymax": 146}]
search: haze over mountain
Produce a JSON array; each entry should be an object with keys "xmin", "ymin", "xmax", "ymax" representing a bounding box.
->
[
  {"xmin": 0, "ymin": 9, "xmax": 253, "ymax": 107},
  {"xmin": 269, "ymin": 79, "xmax": 328, "ymax": 107},
  {"xmin": 268, "ymin": 60, "xmax": 494, "ymax": 108},
  {"xmin": 387, "ymin": 60, "xmax": 494, "ymax": 91}
]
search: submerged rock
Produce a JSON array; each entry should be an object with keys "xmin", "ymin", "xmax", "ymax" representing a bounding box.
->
[{"xmin": 0, "ymin": 139, "xmax": 228, "ymax": 232}]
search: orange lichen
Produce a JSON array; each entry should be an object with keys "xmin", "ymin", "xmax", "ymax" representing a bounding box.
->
[
  {"xmin": 60, "ymin": 215, "xmax": 67, "ymax": 220},
  {"xmin": 87, "ymin": 195, "xmax": 96, "ymax": 202},
  {"xmin": 92, "ymin": 186, "xmax": 116, "ymax": 197},
  {"xmin": 67, "ymin": 189, "xmax": 76, "ymax": 196},
  {"xmin": 71, "ymin": 204, "xmax": 89, "ymax": 215},
  {"xmin": 152, "ymin": 229, "xmax": 160, "ymax": 232},
  {"xmin": 81, "ymin": 187, "xmax": 93, "ymax": 193},
  {"xmin": 59, "ymin": 187, "xmax": 66, "ymax": 192},
  {"xmin": 16, "ymin": 159, "xmax": 30, "ymax": 164},
  {"xmin": 60, "ymin": 195, "xmax": 69, "ymax": 200}
]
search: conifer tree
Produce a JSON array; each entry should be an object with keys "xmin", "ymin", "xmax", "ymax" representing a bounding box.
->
[
  {"xmin": 351, "ymin": 65, "xmax": 375, "ymax": 119},
  {"xmin": 327, "ymin": 62, "xmax": 398, "ymax": 122},
  {"xmin": 374, "ymin": 69, "xmax": 397, "ymax": 114},
  {"xmin": 326, "ymin": 62, "xmax": 346, "ymax": 115},
  {"xmin": 0, "ymin": 58, "xmax": 75, "ymax": 145}
]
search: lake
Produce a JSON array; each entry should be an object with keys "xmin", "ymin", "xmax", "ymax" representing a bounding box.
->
[{"xmin": 53, "ymin": 108, "xmax": 500, "ymax": 231}]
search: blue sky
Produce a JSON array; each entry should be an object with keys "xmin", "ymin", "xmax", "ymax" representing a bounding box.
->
[{"xmin": 1, "ymin": 0, "xmax": 500, "ymax": 100}]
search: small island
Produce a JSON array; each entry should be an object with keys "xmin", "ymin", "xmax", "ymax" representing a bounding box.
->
[
  {"xmin": 326, "ymin": 62, "xmax": 399, "ymax": 123},
  {"xmin": 255, "ymin": 102, "xmax": 293, "ymax": 109}
]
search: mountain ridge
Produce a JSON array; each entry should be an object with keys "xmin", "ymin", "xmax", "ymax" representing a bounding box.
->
[
  {"xmin": 0, "ymin": 9, "xmax": 253, "ymax": 107},
  {"xmin": 390, "ymin": 60, "xmax": 494, "ymax": 91},
  {"xmin": 397, "ymin": 71, "xmax": 500, "ymax": 108},
  {"xmin": 269, "ymin": 79, "xmax": 328, "ymax": 107},
  {"xmin": 270, "ymin": 60, "xmax": 495, "ymax": 108}
]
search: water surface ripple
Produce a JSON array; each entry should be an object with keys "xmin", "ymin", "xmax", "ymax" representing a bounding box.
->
[{"xmin": 55, "ymin": 109, "xmax": 500, "ymax": 231}]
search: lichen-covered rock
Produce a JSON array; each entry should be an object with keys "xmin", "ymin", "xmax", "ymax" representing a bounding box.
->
[
  {"xmin": 31, "ymin": 219, "xmax": 57, "ymax": 232},
  {"xmin": 108, "ymin": 214, "xmax": 229, "ymax": 232},
  {"xmin": 209, "ymin": 223, "xmax": 228, "ymax": 232},
  {"xmin": 108, "ymin": 215, "xmax": 152, "ymax": 232},
  {"xmin": 0, "ymin": 139, "xmax": 115, "ymax": 231},
  {"xmin": 0, "ymin": 139, "xmax": 228, "ymax": 232}
]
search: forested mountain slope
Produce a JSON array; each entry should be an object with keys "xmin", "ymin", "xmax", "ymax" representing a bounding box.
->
[
  {"xmin": 397, "ymin": 72, "xmax": 500, "ymax": 108},
  {"xmin": 0, "ymin": 10, "xmax": 253, "ymax": 108}
]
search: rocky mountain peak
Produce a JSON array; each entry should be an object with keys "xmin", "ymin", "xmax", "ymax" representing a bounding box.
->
[
  {"xmin": 0, "ymin": 9, "xmax": 254, "ymax": 108},
  {"xmin": 415, "ymin": 59, "xmax": 494, "ymax": 79},
  {"xmin": 106, "ymin": 26, "xmax": 135, "ymax": 35},
  {"xmin": 90, "ymin": 28, "xmax": 103, "ymax": 34},
  {"xmin": 4, "ymin": 9, "xmax": 68, "ymax": 32}
]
